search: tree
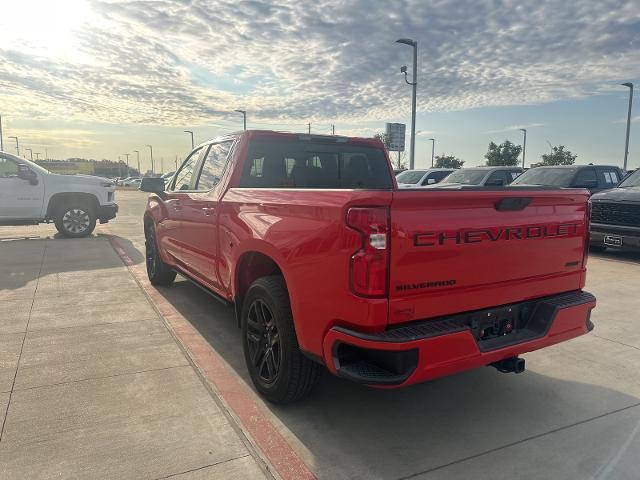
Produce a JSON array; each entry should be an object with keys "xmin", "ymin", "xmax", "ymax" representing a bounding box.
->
[
  {"xmin": 434, "ymin": 154, "xmax": 464, "ymax": 169},
  {"xmin": 374, "ymin": 132, "xmax": 406, "ymax": 169},
  {"xmin": 373, "ymin": 132, "xmax": 391, "ymax": 150},
  {"xmin": 538, "ymin": 145, "xmax": 577, "ymax": 166},
  {"xmin": 484, "ymin": 140, "xmax": 522, "ymax": 166}
]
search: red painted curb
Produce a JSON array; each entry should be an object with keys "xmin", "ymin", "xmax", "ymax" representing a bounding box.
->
[{"xmin": 107, "ymin": 235, "xmax": 316, "ymax": 480}]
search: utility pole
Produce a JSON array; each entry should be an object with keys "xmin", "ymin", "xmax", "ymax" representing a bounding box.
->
[
  {"xmin": 428, "ymin": 138, "xmax": 435, "ymax": 167},
  {"xmin": 396, "ymin": 38, "xmax": 418, "ymax": 170},
  {"xmin": 34, "ymin": 152, "xmax": 40, "ymax": 160},
  {"xmin": 161, "ymin": 157, "xmax": 164, "ymax": 174},
  {"xmin": 622, "ymin": 83, "xmax": 634, "ymax": 171},
  {"xmin": 8, "ymin": 136, "xmax": 19, "ymax": 156},
  {"xmin": 146, "ymin": 145, "xmax": 154, "ymax": 174},
  {"xmin": 0, "ymin": 115, "xmax": 3, "ymax": 151},
  {"xmin": 234, "ymin": 110, "xmax": 247, "ymax": 131},
  {"xmin": 175, "ymin": 155, "xmax": 178, "ymax": 171},
  {"xmin": 184, "ymin": 130, "xmax": 194, "ymax": 149},
  {"xmin": 123, "ymin": 153, "xmax": 130, "ymax": 176},
  {"xmin": 331, "ymin": 124, "xmax": 335, "ymax": 135},
  {"xmin": 45, "ymin": 148, "xmax": 48, "ymax": 160},
  {"xmin": 520, "ymin": 128, "xmax": 527, "ymax": 168},
  {"xmin": 134, "ymin": 150, "xmax": 141, "ymax": 175},
  {"xmin": 307, "ymin": 123, "xmax": 311, "ymax": 134},
  {"xmin": 25, "ymin": 148, "xmax": 33, "ymax": 160}
]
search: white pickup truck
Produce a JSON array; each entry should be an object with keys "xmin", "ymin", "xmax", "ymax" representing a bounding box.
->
[{"xmin": 0, "ymin": 151, "xmax": 118, "ymax": 237}]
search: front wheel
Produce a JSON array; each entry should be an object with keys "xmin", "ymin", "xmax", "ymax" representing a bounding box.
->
[
  {"xmin": 145, "ymin": 224, "xmax": 176, "ymax": 286},
  {"xmin": 242, "ymin": 276, "xmax": 321, "ymax": 404},
  {"xmin": 54, "ymin": 205, "xmax": 96, "ymax": 238}
]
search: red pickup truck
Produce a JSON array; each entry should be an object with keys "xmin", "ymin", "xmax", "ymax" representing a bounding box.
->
[{"xmin": 141, "ymin": 130, "xmax": 596, "ymax": 404}]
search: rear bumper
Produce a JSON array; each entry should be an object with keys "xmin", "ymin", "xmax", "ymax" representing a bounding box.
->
[
  {"xmin": 322, "ymin": 291, "xmax": 596, "ymax": 387},
  {"xmin": 98, "ymin": 203, "xmax": 118, "ymax": 223},
  {"xmin": 591, "ymin": 224, "xmax": 640, "ymax": 250}
]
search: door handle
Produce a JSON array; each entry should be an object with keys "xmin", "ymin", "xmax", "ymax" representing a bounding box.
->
[
  {"xmin": 172, "ymin": 201, "xmax": 182, "ymax": 211},
  {"xmin": 202, "ymin": 207, "xmax": 215, "ymax": 216}
]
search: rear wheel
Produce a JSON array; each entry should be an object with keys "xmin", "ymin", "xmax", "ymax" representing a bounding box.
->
[
  {"xmin": 242, "ymin": 276, "xmax": 321, "ymax": 403},
  {"xmin": 145, "ymin": 224, "xmax": 176, "ymax": 286},
  {"xmin": 54, "ymin": 205, "xmax": 96, "ymax": 238}
]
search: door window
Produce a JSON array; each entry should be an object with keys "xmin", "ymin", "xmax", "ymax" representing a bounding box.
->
[
  {"xmin": 573, "ymin": 168, "xmax": 597, "ymax": 187},
  {"xmin": 171, "ymin": 147, "xmax": 203, "ymax": 191},
  {"xmin": 197, "ymin": 141, "xmax": 233, "ymax": 190},
  {"xmin": 599, "ymin": 170, "xmax": 619, "ymax": 185},
  {"xmin": 486, "ymin": 171, "xmax": 508, "ymax": 186},
  {"xmin": 0, "ymin": 156, "xmax": 19, "ymax": 178}
]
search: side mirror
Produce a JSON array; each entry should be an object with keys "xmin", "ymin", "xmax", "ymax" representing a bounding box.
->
[
  {"xmin": 18, "ymin": 165, "xmax": 38, "ymax": 185},
  {"xmin": 140, "ymin": 177, "xmax": 166, "ymax": 195}
]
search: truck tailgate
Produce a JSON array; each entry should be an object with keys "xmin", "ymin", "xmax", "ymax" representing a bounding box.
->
[{"xmin": 389, "ymin": 188, "xmax": 589, "ymax": 324}]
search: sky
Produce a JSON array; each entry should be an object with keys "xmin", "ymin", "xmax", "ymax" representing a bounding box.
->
[{"xmin": 0, "ymin": 0, "xmax": 639, "ymax": 173}]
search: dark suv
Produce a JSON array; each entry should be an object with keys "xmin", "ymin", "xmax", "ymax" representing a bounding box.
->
[
  {"xmin": 511, "ymin": 165, "xmax": 623, "ymax": 194},
  {"xmin": 590, "ymin": 168, "xmax": 640, "ymax": 252}
]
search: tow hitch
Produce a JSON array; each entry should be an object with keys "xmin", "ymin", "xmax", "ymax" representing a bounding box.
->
[{"xmin": 491, "ymin": 357, "xmax": 525, "ymax": 374}]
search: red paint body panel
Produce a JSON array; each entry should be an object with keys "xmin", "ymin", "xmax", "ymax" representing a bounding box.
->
[{"xmin": 144, "ymin": 130, "xmax": 595, "ymax": 387}]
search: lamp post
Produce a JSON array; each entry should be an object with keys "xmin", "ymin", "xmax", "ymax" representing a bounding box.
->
[
  {"xmin": 396, "ymin": 38, "xmax": 418, "ymax": 170},
  {"xmin": 123, "ymin": 153, "xmax": 130, "ymax": 177},
  {"xmin": 146, "ymin": 145, "xmax": 154, "ymax": 174},
  {"xmin": 235, "ymin": 110, "xmax": 246, "ymax": 131},
  {"xmin": 133, "ymin": 150, "xmax": 141, "ymax": 175},
  {"xmin": 0, "ymin": 115, "xmax": 4, "ymax": 151},
  {"xmin": 520, "ymin": 128, "xmax": 527, "ymax": 168},
  {"xmin": 184, "ymin": 130, "xmax": 194, "ymax": 149},
  {"xmin": 34, "ymin": 153, "xmax": 40, "ymax": 160},
  {"xmin": 25, "ymin": 148, "xmax": 33, "ymax": 160},
  {"xmin": 622, "ymin": 83, "xmax": 634, "ymax": 171},
  {"xmin": 8, "ymin": 136, "xmax": 19, "ymax": 156},
  {"xmin": 428, "ymin": 138, "xmax": 435, "ymax": 167}
]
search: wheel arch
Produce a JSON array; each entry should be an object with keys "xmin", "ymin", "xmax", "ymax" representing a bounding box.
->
[{"xmin": 46, "ymin": 192, "xmax": 100, "ymax": 220}]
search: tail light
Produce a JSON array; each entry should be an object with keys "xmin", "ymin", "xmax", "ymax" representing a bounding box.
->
[
  {"xmin": 347, "ymin": 207, "xmax": 389, "ymax": 297},
  {"xmin": 583, "ymin": 200, "xmax": 592, "ymax": 267}
]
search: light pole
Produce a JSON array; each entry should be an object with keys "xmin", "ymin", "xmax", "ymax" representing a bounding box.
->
[
  {"xmin": 520, "ymin": 128, "xmax": 527, "ymax": 168},
  {"xmin": 133, "ymin": 150, "xmax": 141, "ymax": 175},
  {"xmin": 123, "ymin": 153, "xmax": 130, "ymax": 177},
  {"xmin": 396, "ymin": 38, "xmax": 418, "ymax": 170},
  {"xmin": 184, "ymin": 130, "xmax": 194, "ymax": 149},
  {"xmin": 622, "ymin": 82, "xmax": 634, "ymax": 171},
  {"xmin": 25, "ymin": 148, "xmax": 33, "ymax": 160},
  {"xmin": 34, "ymin": 153, "xmax": 40, "ymax": 160},
  {"xmin": 428, "ymin": 138, "xmax": 435, "ymax": 167},
  {"xmin": 8, "ymin": 136, "xmax": 19, "ymax": 156},
  {"xmin": 235, "ymin": 110, "xmax": 246, "ymax": 131},
  {"xmin": 146, "ymin": 145, "xmax": 154, "ymax": 174},
  {"xmin": 0, "ymin": 115, "xmax": 4, "ymax": 151}
]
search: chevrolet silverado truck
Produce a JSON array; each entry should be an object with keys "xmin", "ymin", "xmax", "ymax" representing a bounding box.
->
[
  {"xmin": 0, "ymin": 151, "xmax": 118, "ymax": 237},
  {"xmin": 590, "ymin": 168, "xmax": 640, "ymax": 251},
  {"xmin": 141, "ymin": 130, "xmax": 596, "ymax": 403}
]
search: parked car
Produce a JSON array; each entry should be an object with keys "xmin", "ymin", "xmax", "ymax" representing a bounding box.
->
[
  {"xmin": 161, "ymin": 171, "xmax": 175, "ymax": 187},
  {"xmin": 396, "ymin": 168, "xmax": 454, "ymax": 188},
  {"xmin": 123, "ymin": 177, "xmax": 141, "ymax": 187},
  {"xmin": 511, "ymin": 165, "xmax": 623, "ymax": 194},
  {"xmin": 434, "ymin": 166, "xmax": 524, "ymax": 187},
  {"xmin": 141, "ymin": 130, "xmax": 595, "ymax": 404},
  {"xmin": 589, "ymin": 168, "xmax": 640, "ymax": 252},
  {"xmin": 0, "ymin": 151, "xmax": 118, "ymax": 237}
]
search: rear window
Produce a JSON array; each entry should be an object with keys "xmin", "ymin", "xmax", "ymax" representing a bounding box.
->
[
  {"xmin": 239, "ymin": 138, "xmax": 393, "ymax": 189},
  {"xmin": 511, "ymin": 167, "xmax": 577, "ymax": 187},
  {"xmin": 440, "ymin": 169, "xmax": 488, "ymax": 185},
  {"xmin": 396, "ymin": 170, "xmax": 427, "ymax": 184}
]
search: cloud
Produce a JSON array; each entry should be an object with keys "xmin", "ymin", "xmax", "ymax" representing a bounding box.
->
[
  {"xmin": 485, "ymin": 123, "xmax": 546, "ymax": 134},
  {"xmin": 0, "ymin": 0, "xmax": 639, "ymax": 129},
  {"xmin": 612, "ymin": 116, "xmax": 640, "ymax": 124}
]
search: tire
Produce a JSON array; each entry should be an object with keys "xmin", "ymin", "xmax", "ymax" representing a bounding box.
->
[
  {"xmin": 242, "ymin": 276, "xmax": 321, "ymax": 404},
  {"xmin": 590, "ymin": 245, "xmax": 606, "ymax": 253},
  {"xmin": 145, "ymin": 224, "xmax": 176, "ymax": 286},
  {"xmin": 54, "ymin": 205, "xmax": 97, "ymax": 238}
]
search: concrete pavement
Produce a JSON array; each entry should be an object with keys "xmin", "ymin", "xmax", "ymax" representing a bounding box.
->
[
  {"xmin": 2, "ymin": 189, "xmax": 640, "ymax": 479},
  {"xmin": 0, "ymin": 234, "xmax": 269, "ymax": 479}
]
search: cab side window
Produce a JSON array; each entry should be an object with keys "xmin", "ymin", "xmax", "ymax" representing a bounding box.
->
[
  {"xmin": 486, "ymin": 171, "xmax": 508, "ymax": 185},
  {"xmin": 0, "ymin": 156, "xmax": 19, "ymax": 178},
  {"xmin": 171, "ymin": 147, "xmax": 203, "ymax": 191},
  {"xmin": 197, "ymin": 141, "xmax": 233, "ymax": 191},
  {"xmin": 573, "ymin": 168, "xmax": 597, "ymax": 187}
]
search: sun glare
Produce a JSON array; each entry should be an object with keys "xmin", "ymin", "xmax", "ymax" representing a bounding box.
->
[{"xmin": 0, "ymin": 0, "xmax": 94, "ymax": 62}]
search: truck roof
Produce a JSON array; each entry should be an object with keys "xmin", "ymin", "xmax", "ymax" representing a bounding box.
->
[{"xmin": 197, "ymin": 129, "xmax": 383, "ymax": 149}]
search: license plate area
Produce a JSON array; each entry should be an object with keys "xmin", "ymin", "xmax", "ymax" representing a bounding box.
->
[
  {"xmin": 470, "ymin": 306, "xmax": 525, "ymax": 343},
  {"xmin": 604, "ymin": 235, "xmax": 622, "ymax": 247}
]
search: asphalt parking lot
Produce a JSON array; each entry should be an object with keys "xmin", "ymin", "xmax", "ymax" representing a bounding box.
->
[{"xmin": 2, "ymin": 189, "xmax": 640, "ymax": 480}]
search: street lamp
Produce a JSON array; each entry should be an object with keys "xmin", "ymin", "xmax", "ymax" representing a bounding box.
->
[
  {"xmin": 235, "ymin": 110, "xmax": 247, "ymax": 131},
  {"xmin": 25, "ymin": 148, "xmax": 33, "ymax": 160},
  {"xmin": 134, "ymin": 150, "xmax": 141, "ymax": 175},
  {"xmin": 396, "ymin": 38, "xmax": 418, "ymax": 170},
  {"xmin": 428, "ymin": 138, "xmax": 435, "ymax": 167},
  {"xmin": 8, "ymin": 136, "xmax": 19, "ymax": 156},
  {"xmin": 34, "ymin": 153, "xmax": 40, "ymax": 160},
  {"xmin": 184, "ymin": 130, "xmax": 194, "ymax": 149},
  {"xmin": 622, "ymin": 82, "xmax": 634, "ymax": 171},
  {"xmin": 146, "ymin": 145, "xmax": 154, "ymax": 174},
  {"xmin": 123, "ymin": 153, "xmax": 130, "ymax": 177},
  {"xmin": 520, "ymin": 128, "xmax": 527, "ymax": 168}
]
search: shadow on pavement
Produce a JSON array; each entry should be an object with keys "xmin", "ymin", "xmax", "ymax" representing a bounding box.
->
[
  {"xmin": 151, "ymin": 277, "xmax": 640, "ymax": 480},
  {"xmin": 590, "ymin": 249, "xmax": 640, "ymax": 264}
]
